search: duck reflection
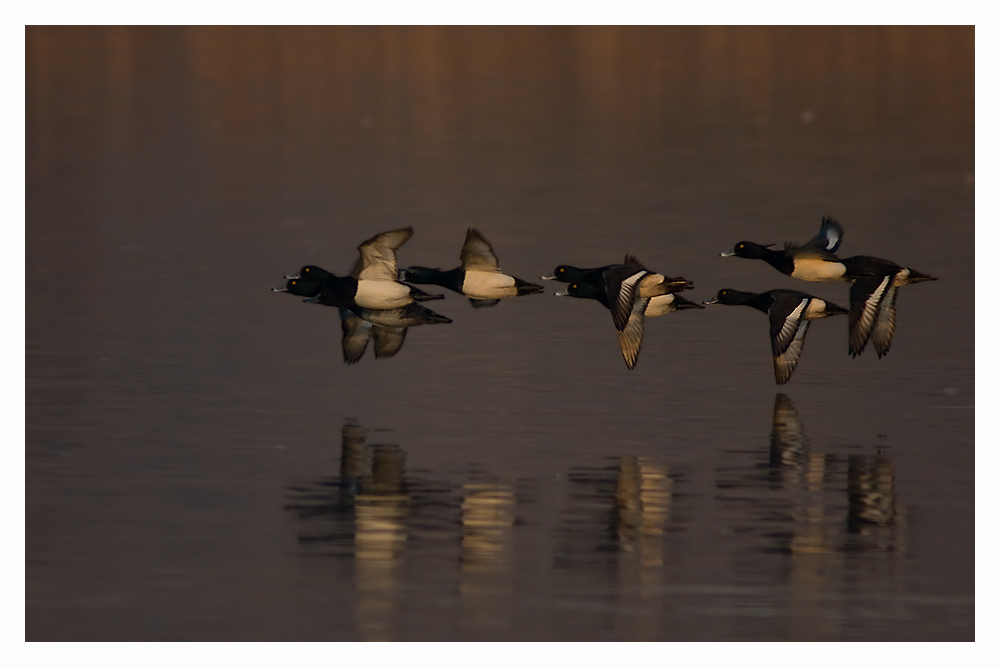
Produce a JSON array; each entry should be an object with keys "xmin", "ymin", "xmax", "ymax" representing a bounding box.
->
[
  {"xmin": 846, "ymin": 451, "xmax": 903, "ymax": 554},
  {"xmin": 613, "ymin": 457, "xmax": 673, "ymax": 558},
  {"xmin": 459, "ymin": 474, "xmax": 516, "ymax": 632},
  {"xmin": 555, "ymin": 457, "xmax": 677, "ymax": 640},
  {"xmin": 769, "ymin": 393, "xmax": 810, "ymax": 485},
  {"xmin": 716, "ymin": 394, "xmax": 908, "ymax": 638},
  {"xmin": 353, "ymin": 443, "xmax": 409, "ymax": 641},
  {"xmin": 284, "ymin": 419, "xmax": 412, "ymax": 641}
]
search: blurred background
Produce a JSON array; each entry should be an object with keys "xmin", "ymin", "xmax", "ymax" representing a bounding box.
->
[{"xmin": 26, "ymin": 26, "xmax": 974, "ymax": 641}]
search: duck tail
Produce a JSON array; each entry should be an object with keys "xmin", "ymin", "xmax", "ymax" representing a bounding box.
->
[
  {"xmin": 672, "ymin": 294, "xmax": 705, "ymax": 310},
  {"xmin": 662, "ymin": 276, "xmax": 694, "ymax": 292},
  {"xmin": 513, "ymin": 277, "xmax": 545, "ymax": 295}
]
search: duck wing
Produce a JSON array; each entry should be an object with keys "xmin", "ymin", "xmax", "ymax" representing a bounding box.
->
[
  {"xmin": 870, "ymin": 284, "xmax": 899, "ymax": 358},
  {"xmin": 459, "ymin": 228, "xmax": 502, "ymax": 272},
  {"xmin": 769, "ymin": 295, "xmax": 812, "ymax": 385},
  {"xmin": 616, "ymin": 296, "xmax": 650, "ymax": 370},
  {"xmin": 848, "ymin": 275, "xmax": 893, "ymax": 357},
  {"xmin": 603, "ymin": 261, "xmax": 649, "ymax": 332},
  {"xmin": 807, "ymin": 217, "xmax": 844, "ymax": 254},
  {"xmin": 356, "ymin": 227, "xmax": 414, "ymax": 281},
  {"xmin": 372, "ymin": 326, "xmax": 407, "ymax": 358},
  {"xmin": 469, "ymin": 298, "xmax": 501, "ymax": 308},
  {"xmin": 339, "ymin": 309, "xmax": 372, "ymax": 364}
]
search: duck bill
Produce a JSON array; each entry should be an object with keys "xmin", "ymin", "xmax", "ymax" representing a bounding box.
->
[
  {"xmin": 540, "ymin": 274, "xmax": 558, "ymax": 280},
  {"xmin": 719, "ymin": 251, "xmax": 735, "ymax": 257},
  {"xmin": 553, "ymin": 289, "xmax": 570, "ymax": 296},
  {"xmin": 272, "ymin": 285, "xmax": 289, "ymax": 292},
  {"xmin": 284, "ymin": 273, "xmax": 302, "ymax": 279},
  {"xmin": 703, "ymin": 298, "xmax": 719, "ymax": 305}
]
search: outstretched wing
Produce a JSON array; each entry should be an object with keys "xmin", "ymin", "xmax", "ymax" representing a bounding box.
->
[
  {"xmin": 604, "ymin": 261, "xmax": 649, "ymax": 332},
  {"xmin": 372, "ymin": 326, "xmax": 407, "ymax": 359},
  {"xmin": 849, "ymin": 275, "xmax": 892, "ymax": 357},
  {"xmin": 356, "ymin": 227, "xmax": 414, "ymax": 281},
  {"xmin": 616, "ymin": 297, "xmax": 650, "ymax": 370},
  {"xmin": 769, "ymin": 296, "xmax": 811, "ymax": 385},
  {"xmin": 459, "ymin": 228, "xmax": 501, "ymax": 272},
  {"xmin": 339, "ymin": 308, "xmax": 372, "ymax": 364},
  {"xmin": 870, "ymin": 285, "xmax": 899, "ymax": 358},
  {"xmin": 813, "ymin": 217, "xmax": 844, "ymax": 253}
]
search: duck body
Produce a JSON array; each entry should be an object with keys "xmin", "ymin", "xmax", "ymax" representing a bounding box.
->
[
  {"xmin": 272, "ymin": 274, "xmax": 435, "ymax": 362},
  {"xmin": 645, "ymin": 292, "xmax": 705, "ymax": 316},
  {"xmin": 288, "ymin": 265, "xmax": 431, "ymax": 310},
  {"xmin": 722, "ymin": 217, "xmax": 847, "ymax": 281},
  {"xmin": 839, "ymin": 255, "xmax": 937, "ymax": 358},
  {"xmin": 272, "ymin": 227, "xmax": 446, "ymax": 363},
  {"xmin": 722, "ymin": 217, "xmax": 938, "ymax": 358},
  {"xmin": 547, "ymin": 256, "xmax": 696, "ymax": 370},
  {"xmin": 399, "ymin": 228, "xmax": 544, "ymax": 307},
  {"xmin": 705, "ymin": 288, "xmax": 848, "ymax": 385}
]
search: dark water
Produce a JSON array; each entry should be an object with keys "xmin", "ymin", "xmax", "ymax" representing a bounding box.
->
[{"xmin": 26, "ymin": 26, "xmax": 974, "ymax": 641}]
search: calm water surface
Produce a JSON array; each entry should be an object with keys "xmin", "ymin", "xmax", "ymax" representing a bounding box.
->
[{"xmin": 26, "ymin": 26, "xmax": 974, "ymax": 641}]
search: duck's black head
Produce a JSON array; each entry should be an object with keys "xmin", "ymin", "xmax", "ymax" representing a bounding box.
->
[
  {"xmin": 553, "ymin": 281, "xmax": 605, "ymax": 305},
  {"xmin": 543, "ymin": 265, "xmax": 584, "ymax": 282},
  {"xmin": 273, "ymin": 276, "xmax": 324, "ymax": 298},
  {"xmin": 721, "ymin": 241, "xmax": 774, "ymax": 260},
  {"xmin": 704, "ymin": 288, "xmax": 754, "ymax": 306},
  {"xmin": 290, "ymin": 265, "xmax": 337, "ymax": 282}
]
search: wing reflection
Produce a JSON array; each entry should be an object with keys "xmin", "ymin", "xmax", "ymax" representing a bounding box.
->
[{"xmin": 846, "ymin": 451, "xmax": 903, "ymax": 554}]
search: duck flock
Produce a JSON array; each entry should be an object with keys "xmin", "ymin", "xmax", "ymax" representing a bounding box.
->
[{"xmin": 273, "ymin": 218, "xmax": 936, "ymax": 385}]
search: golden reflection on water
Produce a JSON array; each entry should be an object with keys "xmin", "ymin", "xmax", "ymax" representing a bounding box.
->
[
  {"xmin": 612, "ymin": 456, "xmax": 674, "ymax": 641},
  {"xmin": 353, "ymin": 444, "xmax": 409, "ymax": 641},
  {"xmin": 460, "ymin": 478, "xmax": 516, "ymax": 632},
  {"xmin": 284, "ymin": 410, "xmax": 911, "ymax": 640}
]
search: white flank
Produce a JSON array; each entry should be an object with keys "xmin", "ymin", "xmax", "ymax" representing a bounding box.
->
[
  {"xmin": 354, "ymin": 280, "xmax": 413, "ymax": 309},
  {"xmin": 463, "ymin": 270, "xmax": 517, "ymax": 298},
  {"xmin": 791, "ymin": 259, "xmax": 847, "ymax": 282},
  {"xmin": 804, "ymin": 298, "xmax": 828, "ymax": 319}
]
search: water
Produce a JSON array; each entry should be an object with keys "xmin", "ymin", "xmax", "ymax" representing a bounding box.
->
[{"xmin": 26, "ymin": 26, "xmax": 974, "ymax": 641}]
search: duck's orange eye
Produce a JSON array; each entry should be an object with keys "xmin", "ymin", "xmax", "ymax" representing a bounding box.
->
[{"xmin": 291, "ymin": 280, "xmax": 298, "ymax": 285}]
